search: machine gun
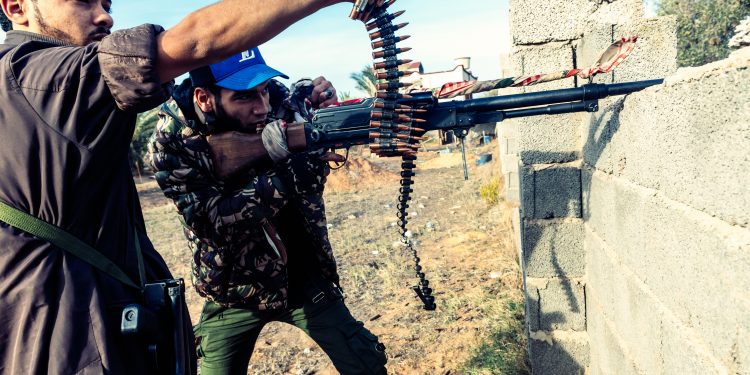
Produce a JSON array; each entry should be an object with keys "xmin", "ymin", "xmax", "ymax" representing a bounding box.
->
[{"xmin": 304, "ymin": 79, "xmax": 664, "ymax": 175}]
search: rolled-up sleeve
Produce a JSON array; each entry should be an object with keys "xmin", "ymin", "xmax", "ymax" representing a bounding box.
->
[{"xmin": 99, "ymin": 24, "xmax": 173, "ymax": 113}]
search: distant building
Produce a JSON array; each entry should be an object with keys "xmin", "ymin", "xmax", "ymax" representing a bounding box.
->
[{"xmin": 400, "ymin": 57, "xmax": 478, "ymax": 95}]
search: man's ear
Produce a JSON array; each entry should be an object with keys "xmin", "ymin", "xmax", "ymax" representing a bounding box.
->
[
  {"xmin": 193, "ymin": 87, "xmax": 215, "ymax": 113},
  {"xmin": 2, "ymin": 0, "xmax": 29, "ymax": 29}
]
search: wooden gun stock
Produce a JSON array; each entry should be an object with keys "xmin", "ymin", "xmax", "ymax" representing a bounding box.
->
[{"xmin": 206, "ymin": 123, "xmax": 307, "ymax": 180}]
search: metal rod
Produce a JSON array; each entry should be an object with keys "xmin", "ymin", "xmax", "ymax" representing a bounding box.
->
[{"xmin": 459, "ymin": 136, "xmax": 468, "ymax": 181}]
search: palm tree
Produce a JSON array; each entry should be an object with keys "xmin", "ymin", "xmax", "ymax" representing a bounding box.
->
[
  {"xmin": 350, "ymin": 65, "xmax": 377, "ymax": 97},
  {"xmin": 337, "ymin": 91, "xmax": 353, "ymax": 101}
]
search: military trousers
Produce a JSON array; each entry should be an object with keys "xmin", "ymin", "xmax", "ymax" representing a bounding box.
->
[{"xmin": 194, "ymin": 279, "xmax": 387, "ymax": 375}]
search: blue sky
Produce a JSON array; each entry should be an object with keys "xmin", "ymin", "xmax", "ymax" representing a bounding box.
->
[{"xmin": 1, "ymin": 0, "xmax": 511, "ymax": 96}]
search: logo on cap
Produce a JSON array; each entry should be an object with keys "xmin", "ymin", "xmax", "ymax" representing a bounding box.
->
[{"xmin": 239, "ymin": 50, "xmax": 256, "ymax": 63}]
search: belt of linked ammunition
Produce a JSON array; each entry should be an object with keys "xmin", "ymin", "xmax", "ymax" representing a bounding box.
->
[{"xmin": 351, "ymin": 1, "xmax": 436, "ymax": 311}]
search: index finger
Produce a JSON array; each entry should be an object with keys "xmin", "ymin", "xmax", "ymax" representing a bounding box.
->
[{"xmin": 319, "ymin": 152, "xmax": 347, "ymax": 163}]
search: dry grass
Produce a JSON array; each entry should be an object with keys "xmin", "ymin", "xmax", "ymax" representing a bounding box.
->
[{"xmin": 138, "ymin": 140, "xmax": 528, "ymax": 374}]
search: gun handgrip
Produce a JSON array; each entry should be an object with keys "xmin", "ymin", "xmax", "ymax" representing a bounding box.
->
[{"xmin": 286, "ymin": 122, "xmax": 307, "ymax": 152}]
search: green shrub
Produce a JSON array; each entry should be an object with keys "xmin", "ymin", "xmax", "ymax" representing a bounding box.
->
[
  {"xmin": 479, "ymin": 177, "xmax": 502, "ymax": 206},
  {"xmin": 657, "ymin": 0, "xmax": 750, "ymax": 67}
]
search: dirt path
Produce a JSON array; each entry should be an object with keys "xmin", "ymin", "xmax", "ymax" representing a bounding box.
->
[{"xmin": 138, "ymin": 142, "xmax": 528, "ymax": 374}]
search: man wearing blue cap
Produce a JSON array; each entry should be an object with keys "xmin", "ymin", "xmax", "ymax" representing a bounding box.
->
[{"xmin": 150, "ymin": 48, "xmax": 388, "ymax": 375}]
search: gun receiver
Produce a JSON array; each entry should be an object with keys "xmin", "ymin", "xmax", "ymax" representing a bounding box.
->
[{"xmin": 305, "ymin": 79, "xmax": 663, "ymax": 151}]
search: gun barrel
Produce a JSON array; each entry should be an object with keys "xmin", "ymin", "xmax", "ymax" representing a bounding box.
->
[{"xmin": 449, "ymin": 79, "xmax": 663, "ymax": 113}]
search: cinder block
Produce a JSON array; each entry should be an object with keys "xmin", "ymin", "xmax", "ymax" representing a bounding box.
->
[
  {"xmin": 581, "ymin": 95, "xmax": 627, "ymax": 174},
  {"xmin": 614, "ymin": 17, "xmax": 678, "ymax": 82},
  {"xmin": 578, "ymin": 16, "xmax": 676, "ymax": 87},
  {"xmin": 504, "ymin": 171, "xmax": 520, "ymax": 202},
  {"xmin": 527, "ymin": 278, "xmax": 586, "ymax": 331},
  {"xmin": 584, "ymin": 169, "xmax": 750, "ymax": 370},
  {"xmin": 586, "ymin": 229, "xmax": 731, "ymax": 374},
  {"xmin": 577, "ymin": 23, "xmax": 618, "ymax": 85},
  {"xmin": 523, "ymin": 219, "xmax": 584, "ymax": 278},
  {"xmin": 521, "ymin": 163, "xmax": 582, "ymax": 220},
  {"xmin": 516, "ymin": 115, "xmax": 583, "ymax": 165},
  {"xmin": 587, "ymin": 0, "xmax": 645, "ymax": 26},
  {"xmin": 505, "ymin": 137, "xmax": 518, "ymax": 155},
  {"xmin": 497, "ymin": 121, "xmax": 518, "ymax": 145},
  {"xmin": 587, "ymin": 66, "xmax": 750, "ymax": 226},
  {"xmin": 529, "ymin": 331, "xmax": 590, "ymax": 374},
  {"xmin": 505, "ymin": 169, "xmax": 519, "ymax": 190},
  {"xmin": 511, "ymin": 42, "xmax": 577, "ymax": 92},
  {"xmin": 587, "ymin": 302, "xmax": 641, "ymax": 375},
  {"xmin": 501, "ymin": 154, "xmax": 519, "ymax": 178},
  {"xmin": 586, "ymin": 234, "xmax": 665, "ymax": 373},
  {"xmin": 512, "ymin": 207, "xmax": 523, "ymax": 259},
  {"xmin": 510, "ymin": 0, "xmax": 597, "ymax": 45}
]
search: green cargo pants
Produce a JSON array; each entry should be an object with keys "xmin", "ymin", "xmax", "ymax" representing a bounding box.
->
[{"xmin": 194, "ymin": 279, "xmax": 387, "ymax": 375}]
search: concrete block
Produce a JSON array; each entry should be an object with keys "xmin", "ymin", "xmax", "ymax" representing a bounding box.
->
[
  {"xmin": 587, "ymin": 0, "xmax": 645, "ymax": 26},
  {"xmin": 586, "ymin": 228, "xmax": 732, "ymax": 374},
  {"xmin": 510, "ymin": 0, "xmax": 597, "ymax": 45},
  {"xmin": 577, "ymin": 23, "xmax": 618, "ymax": 85},
  {"xmin": 587, "ymin": 302, "xmax": 641, "ymax": 375},
  {"xmin": 516, "ymin": 114, "xmax": 583, "ymax": 165},
  {"xmin": 522, "ymin": 219, "xmax": 584, "ymax": 278},
  {"xmin": 586, "ymin": 64, "xmax": 750, "ymax": 226},
  {"xmin": 614, "ymin": 17, "xmax": 678, "ymax": 82},
  {"xmin": 578, "ymin": 16, "xmax": 676, "ymax": 87},
  {"xmin": 506, "ymin": 137, "xmax": 518, "ymax": 155},
  {"xmin": 504, "ymin": 168, "xmax": 518, "ymax": 187},
  {"xmin": 581, "ymin": 95, "xmax": 628, "ymax": 175},
  {"xmin": 504, "ymin": 171, "xmax": 520, "ymax": 202},
  {"xmin": 501, "ymin": 153, "xmax": 519, "ymax": 175},
  {"xmin": 583, "ymin": 169, "xmax": 750, "ymax": 370},
  {"xmin": 511, "ymin": 42, "xmax": 577, "ymax": 92},
  {"xmin": 512, "ymin": 207, "xmax": 523, "ymax": 260},
  {"xmin": 529, "ymin": 331, "xmax": 590, "ymax": 375},
  {"xmin": 497, "ymin": 121, "xmax": 518, "ymax": 155},
  {"xmin": 502, "ymin": 161, "xmax": 519, "ymax": 186},
  {"xmin": 520, "ymin": 162, "xmax": 582, "ymax": 220},
  {"xmin": 527, "ymin": 278, "xmax": 586, "ymax": 331}
]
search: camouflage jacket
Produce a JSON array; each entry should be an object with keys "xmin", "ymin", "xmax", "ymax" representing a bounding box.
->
[{"xmin": 149, "ymin": 79, "xmax": 339, "ymax": 310}]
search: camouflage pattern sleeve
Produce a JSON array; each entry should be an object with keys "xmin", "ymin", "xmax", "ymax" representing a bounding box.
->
[{"xmin": 149, "ymin": 101, "xmax": 289, "ymax": 248}]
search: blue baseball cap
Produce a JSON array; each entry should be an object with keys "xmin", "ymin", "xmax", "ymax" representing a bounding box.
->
[{"xmin": 189, "ymin": 47, "xmax": 288, "ymax": 91}]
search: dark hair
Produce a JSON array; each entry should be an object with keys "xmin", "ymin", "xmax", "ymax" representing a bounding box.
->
[
  {"xmin": 205, "ymin": 85, "xmax": 223, "ymax": 98},
  {"xmin": 1, "ymin": 11, "xmax": 12, "ymax": 32}
]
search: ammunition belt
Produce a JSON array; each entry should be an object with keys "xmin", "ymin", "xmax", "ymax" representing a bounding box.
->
[{"xmin": 351, "ymin": 1, "xmax": 436, "ymax": 310}]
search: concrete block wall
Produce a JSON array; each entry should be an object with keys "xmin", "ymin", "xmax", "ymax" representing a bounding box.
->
[
  {"xmin": 504, "ymin": 0, "xmax": 750, "ymax": 373},
  {"xmin": 583, "ymin": 48, "xmax": 750, "ymax": 374},
  {"xmin": 507, "ymin": 0, "xmax": 607, "ymax": 371}
]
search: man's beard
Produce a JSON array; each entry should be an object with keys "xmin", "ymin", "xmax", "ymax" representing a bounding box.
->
[
  {"xmin": 212, "ymin": 99, "xmax": 247, "ymax": 132},
  {"xmin": 35, "ymin": 11, "xmax": 76, "ymax": 44},
  {"xmin": 33, "ymin": 6, "xmax": 108, "ymax": 45}
]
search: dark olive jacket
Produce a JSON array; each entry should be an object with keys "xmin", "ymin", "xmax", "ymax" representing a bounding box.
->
[{"xmin": 0, "ymin": 27, "xmax": 194, "ymax": 374}]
